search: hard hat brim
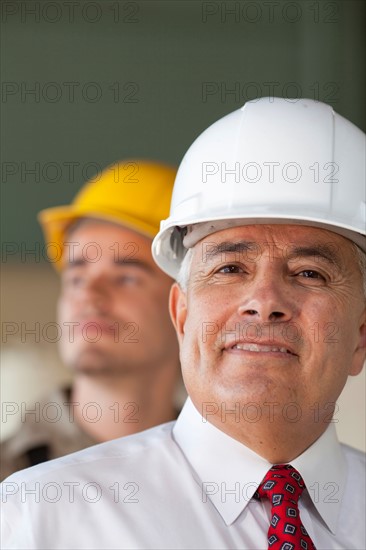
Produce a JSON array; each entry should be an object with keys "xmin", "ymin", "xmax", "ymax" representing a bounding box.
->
[
  {"xmin": 153, "ymin": 214, "xmax": 366, "ymax": 279},
  {"xmin": 38, "ymin": 205, "xmax": 156, "ymax": 271}
]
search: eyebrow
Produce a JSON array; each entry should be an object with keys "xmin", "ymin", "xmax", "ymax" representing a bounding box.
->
[
  {"xmin": 286, "ymin": 246, "xmax": 343, "ymax": 269},
  {"xmin": 114, "ymin": 258, "xmax": 154, "ymax": 272},
  {"xmin": 64, "ymin": 258, "xmax": 154, "ymax": 273},
  {"xmin": 203, "ymin": 241, "xmax": 259, "ymax": 261},
  {"xmin": 63, "ymin": 258, "xmax": 84, "ymax": 269},
  {"xmin": 202, "ymin": 240, "xmax": 343, "ymax": 270}
]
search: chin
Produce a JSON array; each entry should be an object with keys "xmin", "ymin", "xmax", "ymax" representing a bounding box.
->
[
  {"xmin": 69, "ymin": 348, "xmax": 113, "ymax": 373},
  {"xmin": 71, "ymin": 350, "xmax": 143, "ymax": 378}
]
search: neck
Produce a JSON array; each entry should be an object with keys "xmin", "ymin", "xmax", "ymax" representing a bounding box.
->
[
  {"xmin": 71, "ymin": 365, "xmax": 179, "ymax": 443},
  {"xmin": 232, "ymin": 420, "xmax": 327, "ymax": 463},
  {"xmin": 195, "ymin": 401, "xmax": 332, "ymax": 463}
]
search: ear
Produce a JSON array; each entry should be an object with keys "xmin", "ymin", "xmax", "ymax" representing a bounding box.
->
[
  {"xmin": 349, "ymin": 309, "xmax": 366, "ymax": 376},
  {"xmin": 169, "ymin": 283, "xmax": 187, "ymax": 346}
]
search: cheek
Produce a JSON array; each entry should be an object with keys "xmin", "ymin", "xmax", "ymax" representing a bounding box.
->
[
  {"xmin": 57, "ymin": 295, "xmax": 71, "ymax": 323},
  {"xmin": 181, "ymin": 299, "xmax": 219, "ymax": 360},
  {"xmin": 188, "ymin": 292, "xmax": 234, "ymax": 343},
  {"xmin": 136, "ymin": 293, "xmax": 170, "ymax": 324},
  {"xmin": 115, "ymin": 293, "xmax": 172, "ymax": 341},
  {"xmin": 301, "ymin": 297, "xmax": 342, "ymax": 343},
  {"xmin": 177, "ymin": 307, "xmax": 202, "ymax": 372},
  {"xmin": 301, "ymin": 298, "xmax": 360, "ymax": 381}
]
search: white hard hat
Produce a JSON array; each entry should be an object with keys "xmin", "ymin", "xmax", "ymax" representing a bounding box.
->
[{"xmin": 152, "ymin": 97, "xmax": 366, "ymax": 279}]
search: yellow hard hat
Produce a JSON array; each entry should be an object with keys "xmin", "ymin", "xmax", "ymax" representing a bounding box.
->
[{"xmin": 38, "ymin": 160, "xmax": 176, "ymax": 270}]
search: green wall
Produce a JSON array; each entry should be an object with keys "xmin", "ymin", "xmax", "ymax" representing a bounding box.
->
[{"xmin": 1, "ymin": 0, "xmax": 365, "ymax": 259}]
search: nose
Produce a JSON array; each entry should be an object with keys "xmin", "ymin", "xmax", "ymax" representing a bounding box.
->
[
  {"xmin": 237, "ymin": 273, "xmax": 294, "ymax": 323},
  {"xmin": 79, "ymin": 276, "xmax": 110, "ymax": 314}
]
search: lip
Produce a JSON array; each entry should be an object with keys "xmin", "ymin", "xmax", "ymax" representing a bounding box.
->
[
  {"xmin": 224, "ymin": 340, "xmax": 297, "ymax": 356},
  {"xmin": 74, "ymin": 318, "xmax": 117, "ymax": 334}
]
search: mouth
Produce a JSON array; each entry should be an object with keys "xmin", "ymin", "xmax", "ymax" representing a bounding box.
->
[
  {"xmin": 75, "ymin": 318, "xmax": 117, "ymax": 334},
  {"xmin": 229, "ymin": 343, "xmax": 297, "ymax": 356}
]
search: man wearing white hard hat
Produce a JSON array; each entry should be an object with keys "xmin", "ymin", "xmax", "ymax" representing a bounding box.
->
[
  {"xmin": 1, "ymin": 99, "xmax": 365, "ymax": 549},
  {"xmin": 0, "ymin": 160, "xmax": 181, "ymax": 480}
]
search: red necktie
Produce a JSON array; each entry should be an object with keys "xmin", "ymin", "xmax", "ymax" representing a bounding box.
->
[{"xmin": 255, "ymin": 464, "xmax": 316, "ymax": 550}]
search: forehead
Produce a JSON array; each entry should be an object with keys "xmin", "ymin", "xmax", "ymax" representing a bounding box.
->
[
  {"xmin": 192, "ymin": 224, "xmax": 354, "ymax": 263},
  {"xmin": 61, "ymin": 219, "xmax": 153, "ymax": 265},
  {"xmin": 65, "ymin": 219, "xmax": 151, "ymax": 248}
]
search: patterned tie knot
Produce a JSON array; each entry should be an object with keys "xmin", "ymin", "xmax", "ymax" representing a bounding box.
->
[{"xmin": 256, "ymin": 464, "xmax": 305, "ymax": 507}]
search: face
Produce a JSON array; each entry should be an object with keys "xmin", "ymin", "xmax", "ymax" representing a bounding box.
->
[
  {"xmin": 58, "ymin": 220, "xmax": 178, "ymax": 376},
  {"xmin": 171, "ymin": 224, "xmax": 366, "ymax": 432}
]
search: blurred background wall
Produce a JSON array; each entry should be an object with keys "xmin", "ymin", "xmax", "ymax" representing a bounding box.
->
[{"xmin": 1, "ymin": 0, "xmax": 365, "ymax": 449}]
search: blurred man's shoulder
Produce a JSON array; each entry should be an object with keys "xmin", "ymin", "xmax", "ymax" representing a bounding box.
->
[
  {"xmin": 2, "ymin": 419, "xmax": 177, "ymax": 485},
  {"xmin": 0, "ymin": 386, "xmax": 94, "ymax": 480}
]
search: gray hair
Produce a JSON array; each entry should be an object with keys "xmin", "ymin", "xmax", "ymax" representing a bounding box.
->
[
  {"xmin": 176, "ymin": 248, "xmax": 193, "ymax": 292},
  {"xmin": 353, "ymin": 244, "xmax": 366, "ymax": 299},
  {"xmin": 177, "ymin": 241, "xmax": 366, "ymax": 299}
]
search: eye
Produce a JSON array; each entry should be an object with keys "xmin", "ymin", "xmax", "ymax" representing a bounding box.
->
[
  {"xmin": 297, "ymin": 270, "xmax": 326, "ymax": 281},
  {"xmin": 115, "ymin": 274, "xmax": 141, "ymax": 286},
  {"xmin": 65, "ymin": 274, "xmax": 84, "ymax": 288},
  {"xmin": 217, "ymin": 264, "xmax": 244, "ymax": 274}
]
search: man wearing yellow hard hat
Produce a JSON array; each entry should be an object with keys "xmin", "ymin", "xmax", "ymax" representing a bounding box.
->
[{"xmin": 0, "ymin": 160, "xmax": 181, "ymax": 479}]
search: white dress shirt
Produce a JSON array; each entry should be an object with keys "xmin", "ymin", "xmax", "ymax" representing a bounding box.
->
[{"xmin": 1, "ymin": 398, "xmax": 365, "ymax": 549}]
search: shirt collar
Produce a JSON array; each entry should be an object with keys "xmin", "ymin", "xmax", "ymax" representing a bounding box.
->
[
  {"xmin": 173, "ymin": 398, "xmax": 346, "ymax": 533},
  {"xmin": 291, "ymin": 421, "xmax": 346, "ymax": 534}
]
